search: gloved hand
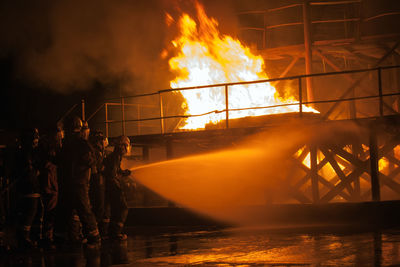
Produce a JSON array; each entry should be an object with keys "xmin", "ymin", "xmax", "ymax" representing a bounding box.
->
[{"xmin": 122, "ymin": 169, "xmax": 131, "ymax": 176}]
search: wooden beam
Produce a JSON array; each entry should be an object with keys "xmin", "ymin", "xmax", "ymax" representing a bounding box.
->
[
  {"xmin": 303, "ymin": 0, "xmax": 315, "ymax": 104},
  {"xmin": 320, "ymin": 147, "xmax": 355, "ymax": 196},
  {"xmin": 317, "ymin": 174, "xmax": 352, "ymax": 201},
  {"xmin": 288, "ymin": 186, "xmax": 313, "ymax": 203},
  {"xmin": 315, "ymin": 49, "xmax": 357, "ymax": 118},
  {"xmin": 310, "ymin": 144, "xmax": 319, "ymax": 203},
  {"xmin": 272, "ymin": 54, "xmax": 302, "ymax": 87},
  {"xmin": 352, "ymin": 142, "xmax": 362, "ymax": 199},
  {"xmin": 320, "ymin": 166, "xmax": 366, "ymax": 203},
  {"xmin": 379, "ymin": 174, "xmax": 400, "ymax": 195},
  {"xmin": 330, "ymin": 144, "xmax": 366, "ymax": 168},
  {"xmin": 369, "ymin": 126, "xmax": 381, "ymax": 201}
]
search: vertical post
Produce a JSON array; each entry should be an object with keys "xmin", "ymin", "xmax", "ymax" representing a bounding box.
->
[
  {"xmin": 159, "ymin": 92, "xmax": 165, "ymax": 134},
  {"xmin": 302, "ymin": 0, "xmax": 315, "ymax": 105},
  {"xmin": 81, "ymin": 99, "xmax": 85, "ymax": 121},
  {"xmin": 137, "ymin": 104, "xmax": 141, "ymax": 135},
  {"xmin": 352, "ymin": 143, "xmax": 361, "ymax": 201},
  {"xmin": 310, "ymin": 144, "xmax": 319, "ymax": 203},
  {"xmin": 393, "ymin": 57, "xmax": 400, "ymax": 113},
  {"xmin": 105, "ymin": 103, "xmax": 109, "ymax": 138},
  {"xmin": 225, "ymin": 85, "xmax": 229, "ymax": 129},
  {"xmin": 378, "ymin": 68, "xmax": 383, "ymax": 117},
  {"xmin": 369, "ymin": 124, "xmax": 381, "ymax": 201},
  {"xmin": 263, "ymin": 11, "xmax": 267, "ymax": 49},
  {"xmin": 166, "ymin": 139, "xmax": 173, "ymax": 159},
  {"xmin": 142, "ymin": 146, "xmax": 149, "ymax": 161},
  {"xmin": 298, "ymin": 77, "xmax": 303, "ymax": 117},
  {"xmin": 121, "ymin": 97, "xmax": 125, "ymax": 135},
  {"xmin": 5, "ymin": 177, "xmax": 9, "ymax": 216},
  {"xmin": 355, "ymin": 2, "xmax": 362, "ymax": 42},
  {"xmin": 373, "ymin": 231, "xmax": 382, "ymax": 267}
]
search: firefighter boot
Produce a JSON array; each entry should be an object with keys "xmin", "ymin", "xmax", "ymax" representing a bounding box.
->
[
  {"xmin": 19, "ymin": 227, "xmax": 34, "ymax": 250},
  {"xmin": 41, "ymin": 229, "xmax": 56, "ymax": 250},
  {"xmin": 109, "ymin": 222, "xmax": 127, "ymax": 241},
  {"xmin": 86, "ymin": 229, "xmax": 101, "ymax": 249},
  {"xmin": 99, "ymin": 218, "xmax": 110, "ymax": 241}
]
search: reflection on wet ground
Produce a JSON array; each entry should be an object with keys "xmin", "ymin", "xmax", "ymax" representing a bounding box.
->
[{"xmin": 3, "ymin": 226, "xmax": 400, "ymax": 266}]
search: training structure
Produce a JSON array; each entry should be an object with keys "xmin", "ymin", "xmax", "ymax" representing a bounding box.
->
[{"xmin": 82, "ymin": 0, "xmax": 400, "ymax": 226}]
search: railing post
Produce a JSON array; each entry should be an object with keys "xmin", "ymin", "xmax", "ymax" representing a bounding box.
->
[
  {"xmin": 378, "ymin": 67, "xmax": 383, "ymax": 117},
  {"xmin": 302, "ymin": 0, "xmax": 315, "ymax": 106},
  {"xmin": 263, "ymin": 11, "xmax": 267, "ymax": 49},
  {"xmin": 81, "ymin": 99, "xmax": 85, "ymax": 121},
  {"xmin": 225, "ymin": 85, "xmax": 229, "ymax": 129},
  {"xmin": 105, "ymin": 103, "xmax": 109, "ymax": 138},
  {"xmin": 137, "ymin": 104, "xmax": 141, "ymax": 135},
  {"xmin": 159, "ymin": 92, "xmax": 165, "ymax": 134},
  {"xmin": 298, "ymin": 77, "xmax": 303, "ymax": 117},
  {"xmin": 121, "ymin": 97, "xmax": 125, "ymax": 135}
]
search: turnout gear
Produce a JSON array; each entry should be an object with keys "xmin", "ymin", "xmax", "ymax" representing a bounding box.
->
[
  {"xmin": 16, "ymin": 128, "xmax": 42, "ymax": 249},
  {"xmin": 61, "ymin": 124, "xmax": 100, "ymax": 246},
  {"xmin": 103, "ymin": 135, "xmax": 132, "ymax": 240},
  {"xmin": 89, "ymin": 130, "xmax": 107, "ymax": 239}
]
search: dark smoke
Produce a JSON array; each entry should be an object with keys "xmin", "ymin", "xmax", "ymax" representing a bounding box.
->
[
  {"xmin": 0, "ymin": 0, "xmax": 238, "ymax": 95},
  {"xmin": 0, "ymin": 0, "xmax": 169, "ymax": 94}
]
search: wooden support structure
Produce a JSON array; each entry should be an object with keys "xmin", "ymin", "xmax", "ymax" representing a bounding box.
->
[
  {"xmin": 310, "ymin": 144, "xmax": 319, "ymax": 203},
  {"xmin": 369, "ymin": 125, "xmax": 381, "ymax": 201},
  {"xmin": 272, "ymin": 54, "xmax": 302, "ymax": 87},
  {"xmin": 277, "ymin": 117, "xmax": 400, "ymax": 204},
  {"xmin": 323, "ymin": 40, "xmax": 400, "ymax": 119},
  {"xmin": 315, "ymin": 49, "xmax": 398, "ymax": 117}
]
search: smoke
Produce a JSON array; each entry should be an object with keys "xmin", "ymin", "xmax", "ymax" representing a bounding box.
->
[
  {"xmin": 0, "ymin": 0, "xmax": 168, "ymax": 94},
  {"xmin": 123, "ymin": 121, "xmax": 363, "ymax": 226},
  {"xmin": 0, "ymin": 0, "xmax": 238, "ymax": 95}
]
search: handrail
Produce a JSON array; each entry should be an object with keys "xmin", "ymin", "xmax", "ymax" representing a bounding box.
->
[
  {"xmin": 236, "ymin": 2, "xmax": 400, "ymax": 51},
  {"xmin": 103, "ymin": 65, "xmax": 400, "ymax": 134},
  {"xmin": 105, "ymin": 65, "xmax": 400, "ymax": 101},
  {"xmin": 103, "ymin": 91, "xmax": 400, "ymax": 125}
]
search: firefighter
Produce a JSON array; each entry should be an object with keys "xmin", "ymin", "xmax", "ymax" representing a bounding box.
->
[
  {"xmin": 15, "ymin": 128, "xmax": 41, "ymax": 249},
  {"xmin": 89, "ymin": 130, "xmax": 108, "ymax": 238},
  {"xmin": 37, "ymin": 127, "xmax": 60, "ymax": 249},
  {"xmin": 62, "ymin": 117, "xmax": 100, "ymax": 247},
  {"xmin": 103, "ymin": 135, "xmax": 131, "ymax": 241}
]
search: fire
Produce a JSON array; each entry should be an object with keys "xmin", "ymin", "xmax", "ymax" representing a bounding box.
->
[{"xmin": 168, "ymin": 2, "xmax": 317, "ymax": 130}]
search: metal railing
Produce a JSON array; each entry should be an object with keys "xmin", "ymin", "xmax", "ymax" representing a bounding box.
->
[
  {"xmin": 237, "ymin": 1, "xmax": 400, "ymax": 50},
  {"xmin": 102, "ymin": 65, "xmax": 400, "ymax": 137}
]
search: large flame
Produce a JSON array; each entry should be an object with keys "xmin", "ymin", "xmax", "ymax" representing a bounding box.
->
[{"xmin": 168, "ymin": 2, "xmax": 317, "ymax": 130}]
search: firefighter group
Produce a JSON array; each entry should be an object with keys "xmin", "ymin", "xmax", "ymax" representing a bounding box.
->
[{"xmin": 5, "ymin": 117, "xmax": 133, "ymax": 250}]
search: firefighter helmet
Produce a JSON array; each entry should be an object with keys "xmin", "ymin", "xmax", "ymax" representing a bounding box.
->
[
  {"xmin": 90, "ymin": 130, "xmax": 106, "ymax": 147},
  {"xmin": 72, "ymin": 117, "xmax": 83, "ymax": 132},
  {"xmin": 82, "ymin": 120, "xmax": 89, "ymax": 130},
  {"xmin": 118, "ymin": 135, "xmax": 130, "ymax": 146},
  {"xmin": 21, "ymin": 128, "xmax": 39, "ymax": 147},
  {"xmin": 117, "ymin": 135, "xmax": 131, "ymax": 155}
]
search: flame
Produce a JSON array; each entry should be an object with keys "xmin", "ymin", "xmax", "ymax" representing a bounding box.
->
[{"xmin": 168, "ymin": 2, "xmax": 317, "ymax": 130}]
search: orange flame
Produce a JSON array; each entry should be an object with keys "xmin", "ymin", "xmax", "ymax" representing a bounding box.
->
[{"xmin": 169, "ymin": 2, "xmax": 317, "ymax": 130}]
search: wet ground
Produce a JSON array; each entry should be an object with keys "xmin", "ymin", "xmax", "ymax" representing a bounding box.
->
[{"xmin": 2, "ymin": 225, "xmax": 400, "ymax": 266}]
